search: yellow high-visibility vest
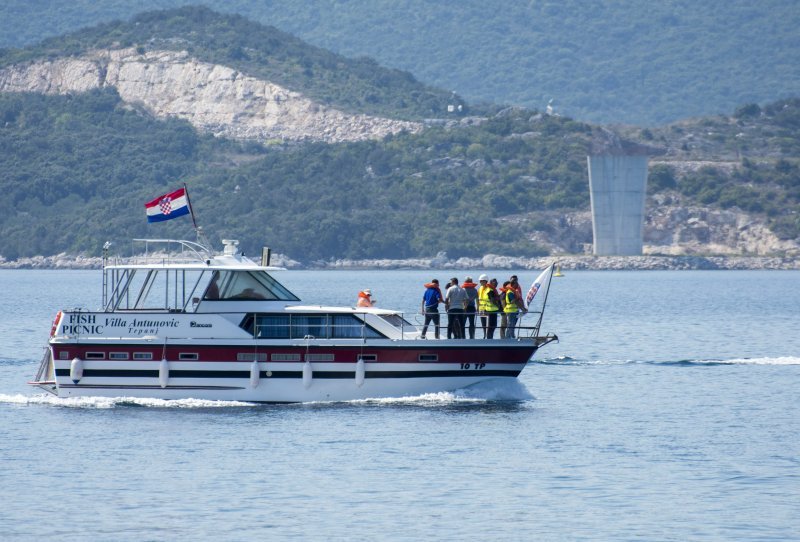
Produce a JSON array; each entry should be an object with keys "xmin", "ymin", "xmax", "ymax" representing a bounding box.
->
[
  {"xmin": 503, "ymin": 290, "xmax": 519, "ymax": 313},
  {"xmin": 478, "ymin": 285, "xmax": 499, "ymax": 312}
]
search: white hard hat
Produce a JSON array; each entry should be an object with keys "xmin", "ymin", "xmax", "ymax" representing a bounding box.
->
[{"xmin": 479, "ymin": 274, "xmax": 488, "ymax": 281}]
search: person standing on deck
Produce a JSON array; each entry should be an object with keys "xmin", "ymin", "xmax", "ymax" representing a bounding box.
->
[
  {"xmin": 444, "ymin": 277, "xmax": 467, "ymax": 339},
  {"xmin": 478, "ymin": 275, "xmax": 501, "ymax": 339},
  {"xmin": 445, "ymin": 277, "xmax": 467, "ymax": 339},
  {"xmin": 501, "ymin": 281, "xmax": 526, "ymax": 339},
  {"xmin": 420, "ymin": 279, "xmax": 443, "ymax": 339},
  {"xmin": 462, "ymin": 276, "xmax": 479, "ymax": 339},
  {"xmin": 499, "ymin": 281, "xmax": 511, "ymax": 339},
  {"xmin": 509, "ymin": 275, "xmax": 527, "ymax": 336}
]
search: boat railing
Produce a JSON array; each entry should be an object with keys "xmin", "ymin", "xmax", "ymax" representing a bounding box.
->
[
  {"xmin": 107, "ymin": 239, "xmax": 213, "ymax": 267},
  {"xmin": 404, "ymin": 309, "xmax": 550, "ymax": 340},
  {"xmin": 249, "ymin": 310, "xmax": 551, "ymax": 342}
]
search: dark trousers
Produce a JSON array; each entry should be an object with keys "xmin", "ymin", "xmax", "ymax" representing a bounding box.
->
[
  {"xmin": 505, "ymin": 312, "xmax": 519, "ymax": 338},
  {"xmin": 447, "ymin": 309, "xmax": 465, "ymax": 339},
  {"xmin": 480, "ymin": 312, "xmax": 498, "ymax": 339},
  {"xmin": 464, "ymin": 304, "xmax": 476, "ymax": 339},
  {"xmin": 421, "ymin": 308, "xmax": 440, "ymax": 338}
]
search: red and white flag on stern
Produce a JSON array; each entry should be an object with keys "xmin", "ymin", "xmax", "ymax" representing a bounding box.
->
[
  {"xmin": 526, "ymin": 264, "xmax": 554, "ymax": 305},
  {"xmin": 145, "ymin": 187, "xmax": 190, "ymax": 223}
]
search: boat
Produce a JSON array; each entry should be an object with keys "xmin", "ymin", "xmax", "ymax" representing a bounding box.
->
[{"xmin": 30, "ymin": 238, "xmax": 557, "ymax": 402}]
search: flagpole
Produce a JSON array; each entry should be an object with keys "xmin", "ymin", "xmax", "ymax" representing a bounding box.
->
[
  {"xmin": 183, "ymin": 182, "xmax": 199, "ymax": 230},
  {"xmin": 182, "ymin": 182, "xmax": 211, "ymax": 253},
  {"xmin": 534, "ymin": 262, "xmax": 556, "ymax": 335}
]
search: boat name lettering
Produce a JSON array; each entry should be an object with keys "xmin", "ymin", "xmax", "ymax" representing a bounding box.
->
[
  {"xmin": 125, "ymin": 318, "xmax": 180, "ymax": 335},
  {"xmin": 62, "ymin": 313, "xmax": 103, "ymax": 335},
  {"xmin": 460, "ymin": 363, "xmax": 487, "ymax": 370},
  {"xmin": 190, "ymin": 321, "xmax": 212, "ymax": 328},
  {"xmin": 69, "ymin": 314, "xmax": 96, "ymax": 324},
  {"xmin": 105, "ymin": 317, "xmax": 128, "ymax": 327}
]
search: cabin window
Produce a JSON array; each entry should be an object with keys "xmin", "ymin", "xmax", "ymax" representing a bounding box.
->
[
  {"xmin": 241, "ymin": 313, "xmax": 385, "ymax": 339},
  {"xmin": 253, "ymin": 315, "xmax": 290, "ymax": 339},
  {"xmin": 106, "ymin": 264, "xmax": 213, "ymax": 312},
  {"xmin": 203, "ymin": 270, "xmax": 299, "ymax": 301},
  {"xmin": 358, "ymin": 354, "xmax": 377, "ymax": 362},
  {"xmin": 271, "ymin": 353, "xmax": 301, "ymax": 362},
  {"xmin": 331, "ymin": 314, "xmax": 383, "ymax": 338},
  {"xmin": 85, "ymin": 352, "xmax": 105, "ymax": 360},
  {"xmin": 291, "ymin": 315, "xmax": 329, "ymax": 339},
  {"xmin": 419, "ymin": 354, "xmax": 438, "ymax": 362},
  {"xmin": 133, "ymin": 352, "xmax": 153, "ymax": 360},
  {"xmin": 178, "ymin": 353, "xmax": 199, "ymax": 361},
  {"xmin": 237, "ymin": 353, "xmax": 267, "ymax": 362},
  {"xmin": 109, "ymin": 352, "xmax": 129, "ymax": 360},
  {"xmin": 58, "ymin": 351, "xmax": 69, "ymax": 360},
  {"xmin": 305, "ymin": 353, "xmax": 334, "ymax": 362},
  {"xmin": 378, "ymin": 314, "xmax": 417, "ymax": 331}
]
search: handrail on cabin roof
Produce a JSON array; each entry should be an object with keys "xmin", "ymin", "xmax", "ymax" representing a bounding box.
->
[{"xmin": 131, "ymin": 238, "xmax": 213, "ymax": 262}]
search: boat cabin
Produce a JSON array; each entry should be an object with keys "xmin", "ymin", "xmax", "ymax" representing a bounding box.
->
[{"xmin": 102, "ymin": 239, "xmax": 298, "ymax": 313}]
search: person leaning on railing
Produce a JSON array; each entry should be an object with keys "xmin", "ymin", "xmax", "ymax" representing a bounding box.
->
[
  {"xmin": 478, "ymin": 275, "xmax": 501, "ymax": 339},
  {"xmin": 501, "ymin": 280, "xmax": 527, "ymax": 339}
]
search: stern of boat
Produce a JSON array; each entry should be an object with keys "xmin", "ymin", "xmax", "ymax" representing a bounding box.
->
[{"xmin": 29, "ymin": 345, "xmax": 57, "ymax": 395}]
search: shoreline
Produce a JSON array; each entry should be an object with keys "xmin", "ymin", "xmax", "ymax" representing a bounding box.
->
[{"xmin": 1, "ymin": 253, "xmax": 798, "ymax": 270}]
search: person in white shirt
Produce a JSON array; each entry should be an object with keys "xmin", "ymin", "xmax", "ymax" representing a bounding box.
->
[{"xmin": 445, "ymin": 278, "xmax": 467, "ymax": 339}]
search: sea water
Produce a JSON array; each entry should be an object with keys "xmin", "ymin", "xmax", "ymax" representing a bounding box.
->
[{"xmin": 0, "ymin": 269, "xmax": 798, "ymax": 540}]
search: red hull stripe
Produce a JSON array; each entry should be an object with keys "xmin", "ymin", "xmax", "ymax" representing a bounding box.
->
[
  {"xmin": 56, "ymin": 368, "xmax": 523, "ymax": 380},
  {"xmin": 53, "ymin": 344, "xmax": 537, "ymax": 364}
]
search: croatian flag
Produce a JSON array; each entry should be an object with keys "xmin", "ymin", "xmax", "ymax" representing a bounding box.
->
[
  {"xmin": 145, "ymin": 187, "xmax": 190, "ymax": 223},
  {"xmin": 526, "ymin": 264, "xmax": 554, "ymax": 305}
]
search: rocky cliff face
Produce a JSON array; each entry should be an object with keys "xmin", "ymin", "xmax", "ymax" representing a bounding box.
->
[
  {"xmin": 506, "ymin": 191, "xmax": 800, "ymax": 258},
  {"xmin": 0, "ymin": 48, "xmax": 421, "ymax": 143},
  {"xmin": 643, "ymin": 194, "xmax": 800, "ymax": 257}
]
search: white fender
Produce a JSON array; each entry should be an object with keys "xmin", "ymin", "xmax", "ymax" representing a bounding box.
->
[
  {"xmin": 70, "ymin": 357, "xmax": 83, "ymax": 384},
  {"xmin": 302, "ymin": 360, "xmax": 313, "ymax": 389},
  {"xmin": 355, "ymin": 358, "xmax": 365, "ymax": 387},
  {"xmin": 159, "ymin": 358, "xmax": 169, "ymax": 388},
  {"xmin": 250, "ymin": 360, "xmax": 260, "ymax": 388}
]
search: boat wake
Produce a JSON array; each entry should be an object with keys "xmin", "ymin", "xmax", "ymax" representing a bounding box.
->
[
  {"xmin": 681, "ymin": 356, "xmax": 800, "ymax": 366},
  {"xmin": 345, "ymin": 379, "xmax": 534, "ymax": 406},
  {"xmin": 0, "ymin": 379, "xmax": 534, "ymax": 409},
  {"xmin": 533, "ymin": 356, "xmax": 800, "ymax": 366},
  {"xmin": 0, "ymin": 393, "xmax": 256, "ymax": 409}
]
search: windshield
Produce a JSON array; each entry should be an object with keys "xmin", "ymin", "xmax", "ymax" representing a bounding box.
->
[{"xmin": 203, "ymin": 270, "xmax": 299, "ymax": 301}]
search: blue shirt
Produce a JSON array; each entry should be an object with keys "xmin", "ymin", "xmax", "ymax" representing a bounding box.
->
[{"xmin": 423, "ymin": 287, "xmax": 442, "ymax": 308}]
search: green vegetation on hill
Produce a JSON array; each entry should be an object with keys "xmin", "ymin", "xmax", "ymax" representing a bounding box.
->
[
  {"xmin": 0, "ymin": 90, "xmax": 214, "ymax": 258},
  {"xmin": 1, "ymin": 85, "xmax": 798, "ymax": 262},
  {"xmin": 0, "ymin": 88, "xmax": 594, "ymax": 261},
  {"xmin": 1, "ymin": 1, "xmax": 798, "ymax": 125},
  {"xmin": 0, "ymin": 6, "xmax": 461, "ymax": 121}
]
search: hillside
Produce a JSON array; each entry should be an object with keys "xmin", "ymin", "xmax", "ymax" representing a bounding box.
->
[
  {"xmin": 1, "ymin": 87, "xmax": 798, "ymax": 263},
  {"xmin": 0, "ymin": 86, "xmax": 594, "ymax": 261},
  {"xmin": 0, "ymin": 9, "xmax": 798, "ymax": 265},
  {"xmin": 0, "ymin": 6, "xmax": 458, "ymax": 122},
  {"xmin": 0, "ymin": 1, "xmax": 798, "ymax": 125}
]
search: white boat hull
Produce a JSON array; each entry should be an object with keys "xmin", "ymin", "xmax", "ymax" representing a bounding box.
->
[{"xmin": 52, "ymin": 359, "xmax": 528, "ymax": 402}]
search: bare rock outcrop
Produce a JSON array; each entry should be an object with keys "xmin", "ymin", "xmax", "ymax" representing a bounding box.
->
[
  {"xmin": 644, "ymin": 197, "xmax": 800, "ymax": 257},
  {"xmin": 0, "ymin": 48, "xmax": 422, "ymax": 143}
]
